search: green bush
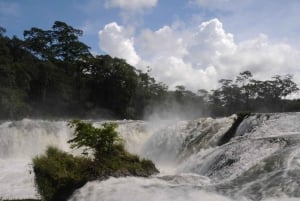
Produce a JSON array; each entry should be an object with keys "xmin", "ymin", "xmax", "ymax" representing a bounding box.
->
[
  {"xmin": 33, "ymin": 147, "xmax": 92, "ymax": 201},
  {"xmin": 68, "ymin": 120, "xmax": 123, "ymax": 158}
]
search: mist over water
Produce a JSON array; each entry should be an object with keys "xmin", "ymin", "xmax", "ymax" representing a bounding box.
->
[{"xmin": 1, "ymin": 113, "xmax": 300, "ymax": 200}]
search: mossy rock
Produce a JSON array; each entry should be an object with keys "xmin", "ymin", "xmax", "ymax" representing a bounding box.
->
[
  {"xmin": 33, "ymin": 146, "xmax": 158, "ymax": 201},
  {"xmin": 33, "ymin": 147, "xmax": 92, "ymax": 201}
]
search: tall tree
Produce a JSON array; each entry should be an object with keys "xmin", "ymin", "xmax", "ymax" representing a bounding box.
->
[
  {"xmin": 132, "ymin": 69, "xmax": 168, "ymax": 118},
  {"xmin": 24, "ymin": 21, "xmax": 91, "ymax": 62},
  {"xmin": 23, "ymin": 28, "xmax": 53, "ymax": 60},
  {"xmin": 235, "ymin": 71, "xmax": 253, "ymax": 110},
  {"xmin": 0, "ymin": 31, "xmax": 31, "ymax": 118},
  {"xmin": 51, "ymin": 21, "xmax": 91, "ymax": 62},
  {"xmin": 87, "ymin": 55, "xmax": 138, "ymax": 117}
]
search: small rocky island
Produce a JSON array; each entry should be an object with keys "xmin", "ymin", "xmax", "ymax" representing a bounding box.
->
[{"xmin": 32, "ymin": 120, "xmax": 158, "ymax": 201}]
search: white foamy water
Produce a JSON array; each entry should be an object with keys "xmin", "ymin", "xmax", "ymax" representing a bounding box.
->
[
  {"xmin": 235, "ymin": 113, "xmax": 300, "ymax": 138},
  {"xmin": 139, "ymin": 116, "xmax": 235, "ymax": 170},
  {"xmin": 0, "ymin": 119, "xmax": 72, "ymax": 199},
  {"xmin": 0, "ymin": 119, "xmax": 154, "ymax": 199},
  {"xmin": 69, "ymin": 177, "xmax": 237, "ymax": 201},
  {"xmin": 1, "ymin": 113, "xmax": 300, "ymax": 200}
]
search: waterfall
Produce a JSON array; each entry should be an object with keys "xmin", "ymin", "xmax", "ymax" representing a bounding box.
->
[
  {"xmin": 1, "ymin": 113, "xmax": 300, "ymax": 200},
  {"xmin": 0, "ymin": 119, "xmax": 72, "ymax": 199}
]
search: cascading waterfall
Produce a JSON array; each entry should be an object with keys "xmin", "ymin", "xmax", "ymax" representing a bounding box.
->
[
  {"xmin": 1, "ymin": 113, "xmax": 300, "ymax": 200},
  {"xmin": 0, "ymin": 119, "xmax": 72, "ymax": 199}
]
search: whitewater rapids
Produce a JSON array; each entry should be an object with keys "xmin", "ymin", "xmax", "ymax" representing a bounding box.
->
[{"xmin": 0, "ymin": 113, "xmax": 300, "ymax": 200}]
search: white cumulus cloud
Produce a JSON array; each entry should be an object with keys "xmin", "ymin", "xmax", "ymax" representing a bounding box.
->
[
  {"xmin": 99, "ymin": 22, "xmax": 140, "ymax": 66},
  {"xmin": 105, "ymin": 0, "xmax": 158, "ymax": 11},
  {"xmin": 99, "ymin": 19, "xmax": 300, "ymax": 92},
  {"xmin": 137, "ymin": 26, "xmax": 187, "ymax": 59},
  {"xmin": 185, "ymin": 19, "xmax": 236, "ymax": 69}
]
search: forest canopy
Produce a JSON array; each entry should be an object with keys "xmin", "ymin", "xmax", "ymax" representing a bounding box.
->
[{"xmin": 0, "ymin": 22, "xmax": 299, "ymax": 120}]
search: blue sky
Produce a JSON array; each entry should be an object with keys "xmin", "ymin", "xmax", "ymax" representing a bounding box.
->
[
  {"xmin": 1, "ymin": 0, "xmax": 300, "ymax": 92},
  {"xmin": 1, "ymin": 0, "xmax": 188, "ymax": 51}
]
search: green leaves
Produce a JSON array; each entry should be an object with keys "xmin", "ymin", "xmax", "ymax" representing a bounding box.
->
[
  {"xmin": 33, "ymin": 146, "xmax": 92, "ymax": 201},
  {"xmin": 24, "ymin": 21, "xmax": 91, "ymax": 62},
  {"xmin": 87, "ymin": 55, "xmax": 139, "ymax": 117},
  {"xmin": 68, "ymin": 120, "xmax": 122, "ymax": 157},
  {"xmin": 210, "ymin": 71, "xmax": 299, "ymax": 115}
]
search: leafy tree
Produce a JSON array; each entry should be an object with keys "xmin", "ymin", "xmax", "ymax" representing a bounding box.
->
[
  {"xmin": 133, "ymin": 69, "xmax": 168, "ymax": 118},
  {"xmin": 209, "ymin": 71, "xmax": 299, "ymax": 115},
  {"xmin": 51, "ymin": 21, "xmax": 91, "ymax": 62},
  {"xmin": 175, "ymin": 85, "xmax": 187, "ymax": 104},
  {"xmin": 211, "ymin": 79, "xmax": 242, "ymax": 115},
  {"xmin": 0, "ymin": 26, "xmax": 6, "ymax": 36},
  {"xmin": 68, "ymin": 120, "xmax": 123, "ymax": 158},
  {"xmin": 235, "ymin": 71, "xmax": 253, "ymax": 110},
  {"xmin": 28, "ymin": 61, "xmax": 73, "ymax": 113},
  {"xmin": 270, "ymin": 74, "xmax": 298, "ymax": 99},
  {"xmin": 259, "ymin": 74, "xmax": 298, "ymax": 111},
  {"xmin": 0, "ymin": 31, "xmax": 31, "ymax": 118},
  {"xmin": 24, "ymin": 21, "xmax": 91, "ymax": 62},
  {"xmin": 23, "ymin": 27, "xmax": 53, "ymax": 60},
  {"xmin": 87, "ymin": 55, "xmax": 138, "ymax": 117},
  {"xmin": 22, "ymin": 21, "xmax": 94, "ymax": 116}
]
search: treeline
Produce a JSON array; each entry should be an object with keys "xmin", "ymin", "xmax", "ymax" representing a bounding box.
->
[
  {"xmin": 210, "ymin": 71, "xmax": 299, "ymax": 115},
  {"xmin": 0, "ymin": 21, "xmax": 299, "ymax": 120}
]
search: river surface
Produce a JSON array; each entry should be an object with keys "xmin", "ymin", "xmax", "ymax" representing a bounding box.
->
[{"xmin": 0, "ymin": 113, "xmax": 300, "ymax": 200}]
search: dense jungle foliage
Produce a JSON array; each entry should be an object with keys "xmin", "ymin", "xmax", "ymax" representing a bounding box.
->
[{"xmin": 0, "ymin": 22, "xmax": 299, "ymax": 120}]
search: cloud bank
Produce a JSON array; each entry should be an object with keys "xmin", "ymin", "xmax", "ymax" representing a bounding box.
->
[
  {"xmin": 105, "ymin": 0, "xmax": 158, "ymax": 11},
  {"xmin": 99, "ymin": 18, "xmax": 300, "ymax": 92}
]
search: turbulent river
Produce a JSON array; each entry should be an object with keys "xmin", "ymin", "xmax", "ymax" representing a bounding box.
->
[{"xmin": 1, "ymin": 113, "xmax": 300, "ymax": 200}]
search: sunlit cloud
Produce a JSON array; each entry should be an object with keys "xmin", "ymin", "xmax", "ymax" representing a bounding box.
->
[
  {"xmin": 105, "ymin": 0, "xmax": 158, "ymax": 11},
  {"xmin": 99, "ymin": 18, "xmax": 300, "ymax": 91},
  {"xmin": 99, "ymin": 22, "xmax": 140, "ymax": 66}
]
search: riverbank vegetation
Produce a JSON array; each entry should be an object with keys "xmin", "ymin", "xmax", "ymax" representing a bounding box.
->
[
  {"xmin": 32, "ymin": 121, "xmax": 158, "ymax": 201},
  {"xmin": 0, "ymin": 22, "xmax": 299, "ymax": 120}
]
